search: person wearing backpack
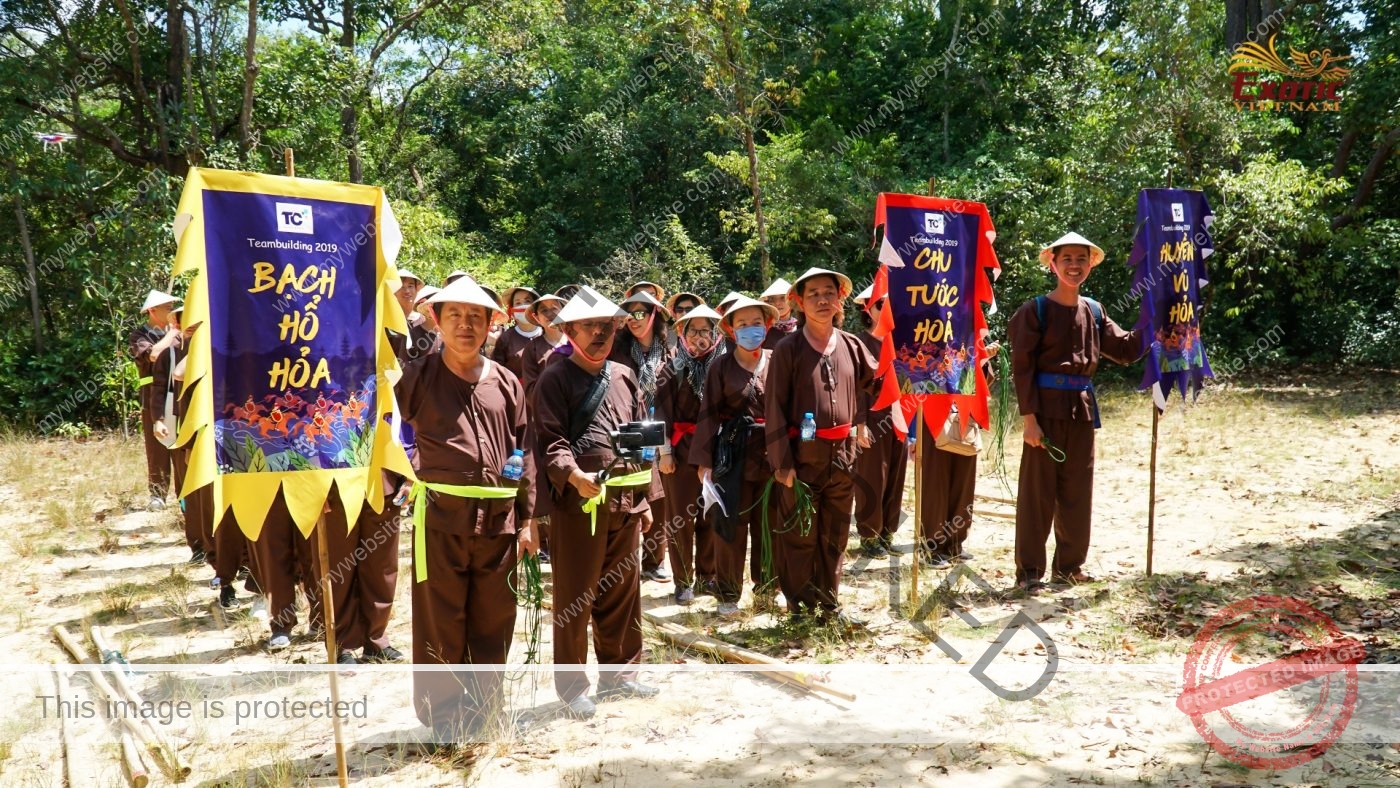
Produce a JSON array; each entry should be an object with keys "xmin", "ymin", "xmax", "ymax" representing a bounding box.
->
[{"xmin": 1008, "ymin": 233, "xmax": 1144, "ymax": 596}]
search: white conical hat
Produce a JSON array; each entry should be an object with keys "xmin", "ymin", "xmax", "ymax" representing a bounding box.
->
[
  {"xmin": 397, "ymin": 269, "xmax": 423, "ymax": 284},
  {"xmin": 853, "ymin": 284, "xmax": 874, "ymax": 304},
  {"xmin": 791, "ymin": 267, "xmax": 853, "ymax": 297},
  {"xmin": 428, "ymin": 277, "xmax": 506, "ymax": 314},
  {"xmin": 414, "ymin": 284, "xmax": 440, "ymax": 304},
  {"xmin": 673, "ymin": 304, "xmax": 723, "ymax": 327},
  {"xmin": 719, "ymin": 295, "xmax": 778, "ymax": 328},
  {"xmin": 553, "ymin": 289, "xmax": 626, "ymax": 325},
  {"xmin": 141, "ymin": 290, "xmax": 180, "ymax": 311},
  {"xmin": 1039, "ymin": 232, "xmax": 1105, "ymax": 268},
  {"xmin": 716, "ymin": 291, "xmax": 744, "ymax": 310},
  {"xmin": 760, "ymin": 277, "xmax": 792, "ymax": 298},
  {"xmin": 619, "ymin": 289, "xmax": 671, "ymax": 320}
]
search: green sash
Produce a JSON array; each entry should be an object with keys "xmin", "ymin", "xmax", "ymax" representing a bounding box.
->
[
  {"xmin": 580, "ymin": 468, "xmax": 653, "ymax": 535},
  {"xmin": 409, "ymin": 480, "xmax": 518, "ymax": 583}
]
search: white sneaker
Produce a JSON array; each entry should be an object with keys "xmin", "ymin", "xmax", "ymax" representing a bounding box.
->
[
  {"xmin": 208, "ymin": 576, "xmax": 222, "ymax": 589},
  {"xmin": 147, "ymin": 496, "xmax": 166, "ymax": 511},
  {"xmin": 249, "ymin": 596, "xmax": 269, "ymax": 622},
  {"xmin": 717, "ymin": 602, "xmax": 741, "ymax": 617}
]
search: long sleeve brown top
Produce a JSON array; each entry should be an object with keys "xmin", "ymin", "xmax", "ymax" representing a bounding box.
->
[
  {"xmin": 763, "ymin": 328, "xmax": 875, "ymax": 476},
  {"xmin": 1008, "ymin": 296, "xmax": 1143, "ymax": 423}
]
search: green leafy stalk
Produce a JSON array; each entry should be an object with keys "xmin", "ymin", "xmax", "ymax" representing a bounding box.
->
[
  {"xmin": 508, "ymin": 551, "xmax": 545, "ymax": 670},
  {"xmin": 987, "ymin": 347, "xmax": 1016, "ymax": 493}
]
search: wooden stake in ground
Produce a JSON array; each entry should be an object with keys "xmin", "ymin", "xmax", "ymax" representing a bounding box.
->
[{"xmin": 283, "ymin": 146, "xmax": 350, "ymax": 788}]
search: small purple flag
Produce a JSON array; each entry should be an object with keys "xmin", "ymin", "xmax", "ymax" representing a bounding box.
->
[{"xmin": 1128, "ymin": 189, "xmax": 1215, "ymax": 409}]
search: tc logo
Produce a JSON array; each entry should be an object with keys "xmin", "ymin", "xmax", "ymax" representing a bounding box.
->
[
  {"xmin": 924, "ymin": 212, "xmax": 945, "ymax": 235},
  {"xmin": 276, "ymin": 202, "xmax": 313, "ymax": 234},
  {"xmin": 1171, "ymin": 203, "xmax": 1185, "ymax": 222}
]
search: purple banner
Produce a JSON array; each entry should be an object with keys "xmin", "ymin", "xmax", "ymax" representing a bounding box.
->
[
  {"xmin": 203, "ymin": 190, "xmax": 378, "ymax": 472},
  {"xmin": 884, "ymin": 206, "xmax": 981, "ymax": 395},
  {"xmin": 1128, "ymin": 188, "xmax": 1215, "ymax": 404}
]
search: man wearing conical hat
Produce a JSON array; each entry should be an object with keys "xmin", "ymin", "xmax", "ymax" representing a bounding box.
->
[
  {"xmin": 391, "ymin": 270, "xmax": 436, "ymax": 361},
  {"xmin": 1008, "ymin": 232, "xmax": 1144, "ymax": 596},
  {"xmin": 653, "ymin": 303, "xmax": 726, "ymax": 604},
  {"xmin": 393, "ymin": 276, "xmax": 539, "ymax": 747},
  {"xmin": 759, "ymin": 277, "xmax": 797, "ymax": 350},
  {"xmin": 127, "ymin": 290, "xmax": 184, "ymax": 513},
  {"xmin": 764, "ymin": 268, "xmax": 877, "ymax": 627},
  {"xmin": 533, "ymin": 288, "xmax": 662, "ymax": 719}
]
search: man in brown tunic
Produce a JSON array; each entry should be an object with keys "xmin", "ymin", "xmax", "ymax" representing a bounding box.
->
[
  {"xmin": 1009, "ymin": 232, "xmax": 1142, "ymax": 595},
  {"xmin": 395, "ymin": 277, "xmax": 538, "ymax": 742},
  {"xmin": 692, "ymin": 296, "xmax": 779, "ymax": 616},
  {"xmin": 611, "ymin": 288, "xmax": 673, "ymax": 582},
  {"xmin": 534, "ymin": 289, "xmax": 661, "ymax": 719},
  {"xmin": 655, "ymin": 304, "xmax": 726, "ymax": 604},
  {"xmin": 127, "ymin": 290, "xmax": 183, "ymax": 512},
  {"xmin": 765, "ymin": 268, "xmax": 875, "ymax": 624},
  {"xmin": 491, "ymin": 286, "xmax": 542, "ymax": 380},
  {"xmin": 390, "ymin": 270, "xmax": 437, "ymax": 361},
  {"xmin": 850, "ymin": 287, "xmax": 909, "ymax": 559}
]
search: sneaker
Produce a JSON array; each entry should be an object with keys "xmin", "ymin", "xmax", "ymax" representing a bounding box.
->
[
  {"xmin": 187, "ymin": 549, "xmax": 207, "ymax": 565},
  {"xmin": 362, "ymin": 645, "xmax": 405, "ymax": 663},
  {"xmin": 878, "ymin": 533, "xmax": 895, "ymax": 551},
  {"xmin": 147, "ymin": 496, "xmax": 166, "ymax": 512},
  {"xmin": 563, "ymin": 694, "xmax": 596, "ymax": 720},
  {"xmin": 537, "ymin": 548, "xmax": 551, "ymax": 564},
  {"xmin": 267, "ymin": 631, "xmax": 291, "ymax": 651},
  {"xmin": 597, "ymin": 680, "xmax": 659, "ymax": 700},
  {"xmin": 208, "ymin": 576, "xmax": 222, "ymax": 589},
  {"xmin": 219, "ymin": 584, "xmax": 239, "ymax": 610},
  {"xmin": 674, "ymin": 587, "xmax": 696, "ymax": 605},
  {"xmin": 716, "ymin": 602, "xmax": 741, "ymax": 617},
  {"xmin": 337, "ymin": 649, "xmax": 358, "ymax": 665},
  {"xmin": 859, "ymin": 537, "xmax": 889, "ymax": 559},
  {"xmin": 921, "ymin": 551, "xmax": 952, "ymax": 569},
  {"xmin": 236, "ymin": 565, "xmax": 251, "ymax": 581},
  {"xmin": 957, "ymin": 550, "xmax": 974, "ymax": 561},
  {"xmin": 249, "ymin": 596, "xmax": 269, "ymax": 622},
  {"xmin": 641, "ymin": 567, "xmax": 670, "ymax": 582}
]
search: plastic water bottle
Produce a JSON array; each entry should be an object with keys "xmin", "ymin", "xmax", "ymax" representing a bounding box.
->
[
  {"xmin": 800, "ymin": 412, "xmax": 817, "ymax": 442},
  {"xmin": 502, "ymin": 449, "xmax": 525, "ymax": 481}
]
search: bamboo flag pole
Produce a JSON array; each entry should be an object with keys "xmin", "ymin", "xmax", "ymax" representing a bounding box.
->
[
  {"xmin": 285, "ymin": 146, "xmax": 350, "ymax": 788},
  {"xmin": 1146, "ymin": 170, "xmax": 1174, "ymax": 577},
  {"xmin": 908, "ymin": 176, "xmax": 939, "ymax": 602}
]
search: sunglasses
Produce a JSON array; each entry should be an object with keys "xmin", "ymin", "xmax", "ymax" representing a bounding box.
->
[
  {"xmin": 627, "ymin": 308, "xmax": 653, "ymax": 321},
  {"xmin": 673, "ymin": 303, "xmax": 696, "ymax": 315}
]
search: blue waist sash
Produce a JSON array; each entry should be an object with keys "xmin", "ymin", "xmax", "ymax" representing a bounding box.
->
[{"xmin": 1035, "ymin": 372, "xmax": 1101, "ymax": 429}]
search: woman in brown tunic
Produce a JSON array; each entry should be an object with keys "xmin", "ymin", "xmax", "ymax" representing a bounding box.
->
[
  {"xmin": 759, "ymin": 277, "xmax": 797, "ymax": 350},
  {"xmin": 491, "ymin": 286, "xmax": 543, "ymax": 381},
  {"xmin": 394, "ymin": 277, "xmax": 539, "ymax": 743},
  {"xmin": 611, "ymin": 288, "xmax": 673, "ymax": 582},
  {"xmin": 520, "ymin": 294, "xmax": 567, "ymax": 401},
  {"xmin": 1009, "ymin": 232, "xmax": 1142, "ymax": 595},
  {"xmin": 534, "ymin": 290, "xmax": 662, "ymax": 719},
  {"xmin": 764, "ymin": 268, "xmax": 876, "ymax": 624},
  {"xmin": 692, "ymin": 296, "xmax": 779, "ymax": 616},
  {"xmin": 655, "ymin": 305, "xmax": 726, "ymax": 604},
  {"xmin": 128, "ymin": 290, "xmax": 184, "ymax": 511}
]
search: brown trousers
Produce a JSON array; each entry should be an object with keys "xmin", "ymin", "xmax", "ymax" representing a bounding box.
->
[
  {"xmin": 641, "ymin": 495, "xmax": 668, "ymax": 574},
  {"xmin": 853, "ymin": 421, "xmax": 909, "ymax": 541},
  {"xmin": 713, "ymin": 476, "xmax": 777, "ymax": 603},
  {"xmin": 246, "ymin": 495, "xmax": 317, "ymax": 635},
  {"xmin": 775, "ymin": 445, "xmax": 855, "ymax": 615},
  {"xmin": 170, "ymin": 446, "xmax": 199, "ymax": 553},
  {"xmin": 1014, "ymin": 417, "xmax": 1096, "ymax": 583},
  {"xmin": 139, "ymin": 404, "xmax": 172, "ymax": 499},
  {"xmin": 661, "ymin": 467, "xmax": 713, "ymax": 592},
  {"xmin": 411, "ymin": 520, "xmax": 516, "ymax": 732},
  {"xmin": 210, "ymin": 509, "xmax": 258, "ymax": 592},
  {"xmin": 309, "ymin": 493, "xmax": 401, "ymax": 653},
  {"xmin": 550, "ymin": 491, "xmax": 644, "ymax": 702},
  {"xmin": 920, "ymin": 446, "xmax": 978, "ymax": 558}
]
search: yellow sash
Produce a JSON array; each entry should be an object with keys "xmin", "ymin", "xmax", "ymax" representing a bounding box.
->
[
  {"xmin": 409, "ymin": 480, "xmax": 518, "ymax": 583},
  {"xmin": 580, "ymin": 468, "xmax": 654, "ymax": 535}
]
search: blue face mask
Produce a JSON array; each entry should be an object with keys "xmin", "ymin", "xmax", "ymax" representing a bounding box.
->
[{"xmin": 734, "ymin": 325, "xmax": 767, "ymax": 350}]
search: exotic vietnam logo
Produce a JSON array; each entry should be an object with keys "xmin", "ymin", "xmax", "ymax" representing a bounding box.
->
[{"xmin": 1229, "ymin": 33, "xmax": 1350, "ymax": 111}]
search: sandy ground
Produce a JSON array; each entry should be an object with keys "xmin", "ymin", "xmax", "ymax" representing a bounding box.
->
[{"xmin": 1, "ymin": 372, "xmax": 1399, "ymax": 787}]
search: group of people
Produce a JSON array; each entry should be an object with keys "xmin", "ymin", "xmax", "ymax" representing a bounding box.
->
[{"xmin": 124, "ymin": 228, "xmax": 1142, "ymax": 745}]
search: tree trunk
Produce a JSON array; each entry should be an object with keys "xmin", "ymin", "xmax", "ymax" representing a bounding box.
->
[
  {"xmin": 942, "ymin": 0, "xmax": 963, "ymax": 165},
  {"xmin": 1329, "ymin": 128, "xmax": 1359, "ymax": 178},
  {"xmin": 239, "ymin": 0, "xmax": 259, "ymax": 165},
  {"xmin": 743, "ymin": 122, "xmax": 771, "ymax": 282},
  {"xmin": 1331, "ymin": 126, "xmax": 1400, "ymax": 230},
  {"xmin": 13, "ymin": 187, "xmax": 44, "ymax": 354},
  {"xmin": 340, "ymin": 0, "xmax": 362, "ymax": 183}
]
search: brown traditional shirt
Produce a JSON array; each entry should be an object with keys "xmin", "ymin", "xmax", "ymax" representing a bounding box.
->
[
  {"xmin": 764, "ymin": 328, "xmax": 875, "ymax": 476},
  {"xmin": 1008, "ymin": 296, "xmax": 1143, "ymax": 423},
  {"xmin": 490, "ymin": 324, "xmax": 542, "ymax": 383},
  {"xmin": 692, "ymin": 350, "xmax": 772, "ymax": 481}
]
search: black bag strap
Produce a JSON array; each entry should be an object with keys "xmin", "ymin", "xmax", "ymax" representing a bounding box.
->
[{"xmin": 568, "ymin": 361, "xmax": 612, "ymax": 446}]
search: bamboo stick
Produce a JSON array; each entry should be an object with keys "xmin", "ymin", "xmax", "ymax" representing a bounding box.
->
[
  {"xmin": 53, "ymin": 625, "xmax": 190, "ymax": 781},
  {"xmin": 642, "ymin": 613, "xmax": 856, "ymax": 702},
  {"xmin": 973, "ymin": 493, "xmax": 1017, "ymax": 507},
  {"xmin": 54, "ymin": 669, "xmax": 76, "ymax": 788},
  {"xmin": 971, "ymin": 508, "xmax": 1016, "ymax": 521},
  {"xmin": 90, "ymin": 625, "xmax": 189, "ymax": 777},
  {"xmin": 121, "ymin": 730, "xmax": 149, "ymax": 788}
]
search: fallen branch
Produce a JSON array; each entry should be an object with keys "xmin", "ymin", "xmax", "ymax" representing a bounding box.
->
[
  {"xmin": 55, "ymin": 668, "xmax": 76, "ymax": 788},
  {"xmin": 642, "ymin": 612, "xmax": 856, "ymax": 702}
]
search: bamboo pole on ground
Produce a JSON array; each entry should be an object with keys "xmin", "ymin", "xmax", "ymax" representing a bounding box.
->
[
  {"xmin": 54, "ymin": 668, "xmax": 76, "ymax": 788},
  {"xmin": 89, "ymin": 626, "xmax": 187, "ymax": 776},
  {"xmin": 643, "ymin": 614, "xmax": 855, "ymax": 702},
  {"xmin": 121, "ymin": 730, "xmax": 150, "ymax": 788}
]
